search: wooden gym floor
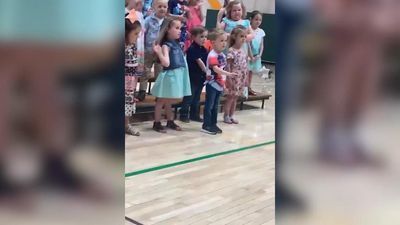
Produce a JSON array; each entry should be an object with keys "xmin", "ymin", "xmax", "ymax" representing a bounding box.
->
[{"xmin": 125, "ymin": 68, "xmax": 275, "ymax": 225}]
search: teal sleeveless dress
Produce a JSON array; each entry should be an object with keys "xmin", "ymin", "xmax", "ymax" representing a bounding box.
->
[{"xmin": 151, "ymin": 41, "xmax": 191, "ymax": 99}]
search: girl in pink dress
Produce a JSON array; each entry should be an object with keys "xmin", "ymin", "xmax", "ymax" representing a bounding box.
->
[{"xmin": 186, "ymin": 0, "xmax": 204, "ymax": 50}]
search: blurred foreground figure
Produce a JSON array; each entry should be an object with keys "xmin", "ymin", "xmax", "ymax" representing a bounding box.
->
[
  {"xmin": 0, "ymin": 1, "xmax": 123, "ymax": 223},
  {"xmin": 314, "ymin": 0, "xmax": 398, "ymax": 165}
]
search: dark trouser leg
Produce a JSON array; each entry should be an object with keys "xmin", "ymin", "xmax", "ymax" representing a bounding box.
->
[
  {"xmin": 211, "ymin": 90, "xmax": 221, "ymax": 127},
  {"xmin": 189, "ymin": 83, "xmax": 203, "ymax": 120},
  {"xmin": 203, "ymin": 84, "xmax": 216, "ymax": 128},
  {"xmin": 179, "ymin": 95, "xmax": 192, "ymax": 120}
]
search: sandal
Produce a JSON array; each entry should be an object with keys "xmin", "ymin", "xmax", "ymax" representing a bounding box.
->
[
  {"xmin": 230, "ymin": 117, "xmax": 239, "ymax": 124},
  {"xmin": 126, "ymin": 125, "xmax": 140, "ymax": 136},
  {"xmin": 224, "ymin": 115, "xmax": 232, "ymax": 124},
  {"xmin": 166, "ymin": 120, "xmax": 182, "ymax": 131},
  {"xmin": 153, "ymin": 121, "xmax": 167, "ymax": 133}
]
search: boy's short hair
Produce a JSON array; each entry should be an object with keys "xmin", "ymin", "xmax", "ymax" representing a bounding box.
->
[
  {"xmin": 208, "ymin": 28, "xmax": 225, "ymax": 41},
  {"xmin": 190, "ymin": 26, "xmax": 207, "ymax": 37},
  {"xmin": 153, "ymin": 0, "xmax": 168, "ymax": 6}
]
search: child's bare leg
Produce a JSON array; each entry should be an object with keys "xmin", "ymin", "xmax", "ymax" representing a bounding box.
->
[
  {"xmin": 165, "ymin": 99, "xmax": 182, "ymax": 131},
  {"xmin": 248, "ymin": 71, "xmax": 253, "ymax": 88},
  {"xmin": 230, "ymin": 96, "xmax": 238, "ymax": 117},
  {"xmin": 125, "ymin": 117, "xmax": 130, "ymax": 129},
  {"xmin": 154, "ymin": 98, "xmax": 165, "ymax": 122},
  {"xmin": 224, "ymin": 97, "xmax": 232, "ymax": 117},
  {"xmin": 164, "ymin": 100, "xmax": 174, "ymax": 121},
  {"xmin": 229, "ymin": 96, "xmax": 239, "ymax": 124},
  {"xmin": 223, "ymin": 96, "xmax": 233, "ymax": 123}
]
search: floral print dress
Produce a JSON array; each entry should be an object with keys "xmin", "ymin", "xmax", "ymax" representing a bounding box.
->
[{"xmin": 225, "ymin": 47, "xmax": 248, "ymax": 96}]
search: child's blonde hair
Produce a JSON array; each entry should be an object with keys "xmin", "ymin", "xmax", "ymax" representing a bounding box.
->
[
  {"xmin": 188, "ymin": 0, "xmax": 199, "ymax": 6},
  {"xmin": 226, "ymin": 0, "xmax": 246, "ymax": 20},
  {"xmin": 208, "ymin": 28, "xmax": 225, "ymax": 41},
  {"xmin": 152, "ymin": 0, "xmax": 168, "ymax": 6}
]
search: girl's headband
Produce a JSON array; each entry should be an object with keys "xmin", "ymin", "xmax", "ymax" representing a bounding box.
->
[{"xmin": 126, "ymin": 9, "xmax": 139, "ymax": 23}]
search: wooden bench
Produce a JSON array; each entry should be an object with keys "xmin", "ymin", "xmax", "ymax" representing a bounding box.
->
[
  {"xmin": 147, "ymin": 77, "xmax": 156, "ymax": 94},
  {"xmin": 135, "ymin": 92, "xmax": 271, "ymax": 119}
]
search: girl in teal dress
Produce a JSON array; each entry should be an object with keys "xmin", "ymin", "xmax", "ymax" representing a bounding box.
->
[
  {"xmin": 151, "ymin": 19, "xmax": 191, "ymax": 133},
  {"xmin": 248, "ymin": 11, "xmax": 266, "ymax": 95}
]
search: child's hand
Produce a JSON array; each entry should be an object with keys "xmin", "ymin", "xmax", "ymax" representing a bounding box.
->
[
  {"xmin": 206, "ymin": 74, "xmax": 212, "ymax": 80},
  {"xmin": 153, "ymin": 42, "xmax": 162, "ymax": 55},
  {"xmin": 229, "ymin": 72, "xmax": 239, "ymax": 77},
  {"xmin": 146, "ymin": 8, "xmax": 153, "ymax": 16},
  {"xmin": 133, "ymin": 98, "xmax": 139, "ymax": 103},
  {"xmin": 183, "ymin": 6, "xmax": 190, "ymax": 12},
  {"xmin": 179, "ymin": 15, "xmax": 187, "ymax": 22}
]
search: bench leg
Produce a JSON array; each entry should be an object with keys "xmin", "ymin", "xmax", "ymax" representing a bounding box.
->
[
  {"xmin": 261, "ymin": 99, "xmax": 265, "ymax": 109},
  {"xmin": 148, "ymin": 82, "xmax": 152, "ymax": 94},
  {"xmin": 174, "ymin": 106, "xmax": 178, "ymax": 119},
  {"xmin": 240, "ymin": 101, "xmax": 244, "ymax": 110}
]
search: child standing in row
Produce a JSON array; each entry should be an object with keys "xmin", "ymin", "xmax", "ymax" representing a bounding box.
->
[
  {"xmin": 125, "ymin": 19, "xmax": 143, "ymax": 136},
  {"xmin": 186, "ymin": 0, "xmax": 205, "ymax": 49},
  {"xmin": 220, "ymin": 0, "xmax": 253, "ymax": 97},
  {"xmin": 248, "ymin": 11, "xmax": 265, "ymax": 96},
  {"xmin": 187, "ymin": 0, "xmax": 204, "ymax": 31},
  {"xmin": 216, "ymin": 0, "xmax": 235, "ymax": 28},
  {"xmin": 179, "ymin": 26, "xmax": 208, "ymax": 123},
  {"xmin": 219, "ymin": 0, "xmax": 249, "ymax": 34},
  {"xmin": 151, "ymin": 19, "xmax": 192, "ymax": 133},
  {"xmin": 224, "ymin": 25, "xmax": 248, "ymax": 124},
  {"xmin": 168, "ymin": 0, "xmax": 190, "ymax": 50},
  {"xmin": 138, "ymin": 0, "xmax": 168, "ymax": 101},
  {"xmin": 202, "ymin": 29, "xmax": 238, "ymax": 135}
]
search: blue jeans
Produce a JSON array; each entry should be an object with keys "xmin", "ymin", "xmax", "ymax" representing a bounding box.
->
[
  {"xmin": 179, "ymin": 83, "xmax": 204, "ymax": 120},
  {"xmin": 203, "ymin": 84, "xmax": 221, "ymax": 128}
]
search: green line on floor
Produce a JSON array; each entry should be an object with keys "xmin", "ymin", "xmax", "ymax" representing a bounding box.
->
[{"xmin": 125, "ymin": 140, "xmax": 275, "ymax": 178}]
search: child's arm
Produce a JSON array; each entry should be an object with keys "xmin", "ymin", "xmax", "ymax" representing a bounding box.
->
[
  {"xmin": 168, "ymin": 13, "xmax": 187, "ymax": 22},
  {"xmin": 246, "ymin": 23, "xmax": 255, "ymax": 42},
  {"xmin": 212, "ymin": 65, "xmax": 238, "ymax": 77},
  {"xmin": 216, "ymin": 8, "xmax": 225, "ymax": 28},
  {"xmin": 248, "ymin": 42, "xmax": 254, "ymax": 61},
  {"xmin": 198, "ymin": 5, "xmax": 204, "ymax": 22},
  {"xmin": 196, "ymin": 58, "xmax": 207, "ymax": 73},
  {"xmin": 257, "ymin": 39, "xmax": 264, "ymax": 59},
  {"xmin": 218, "ymin": 21, "xmax": 226, "ymax": 30},
  {"xmin": 246, "ymin": 27, "xmax": 254, "ymax": 61},
  {"xmin": 226, "ymin": 60, "xmax": 233, "ymax": 76},
  {"xmin": 153, "ymin": 43, "xmax": 170, "ymax": 67}
]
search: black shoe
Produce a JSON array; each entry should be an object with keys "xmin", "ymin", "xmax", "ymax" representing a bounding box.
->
[
  {"xmin": 153, "ymin": 121, "xmax": 166, "ymax": 133},
  {"xmin": 190, "ymin": 117, "xmax": 204, "ymax": 123},
  {"xmin": 213, "ymin": 125, "xmax": 222, "ymax": 134},
  {"xmin": 201, "ymin": 126, "xmax": 217, "ymax": 135},
  {"xmin": 137, "ymin": 90, "xmax": 146, "ymax": 101},
  {"xmin": 166, "ymin": 120, "xmax": 182, "ymax": 131},
  {"xmin": 179, "ymin": 117, "xmax": 190, "ymax": 123}
]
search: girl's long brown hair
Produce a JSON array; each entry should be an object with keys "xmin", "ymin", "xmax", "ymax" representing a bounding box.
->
[
  {"xmin": 229, "ymin": 25, "xmax": 246, "ymax": 47},
  {"xmin": 157, "ymin": 18, "xmax": 181, "ymax": 45},
  {"xmin": 125, "ymin": 18, "xmax": 141, "ymax": 44}
]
